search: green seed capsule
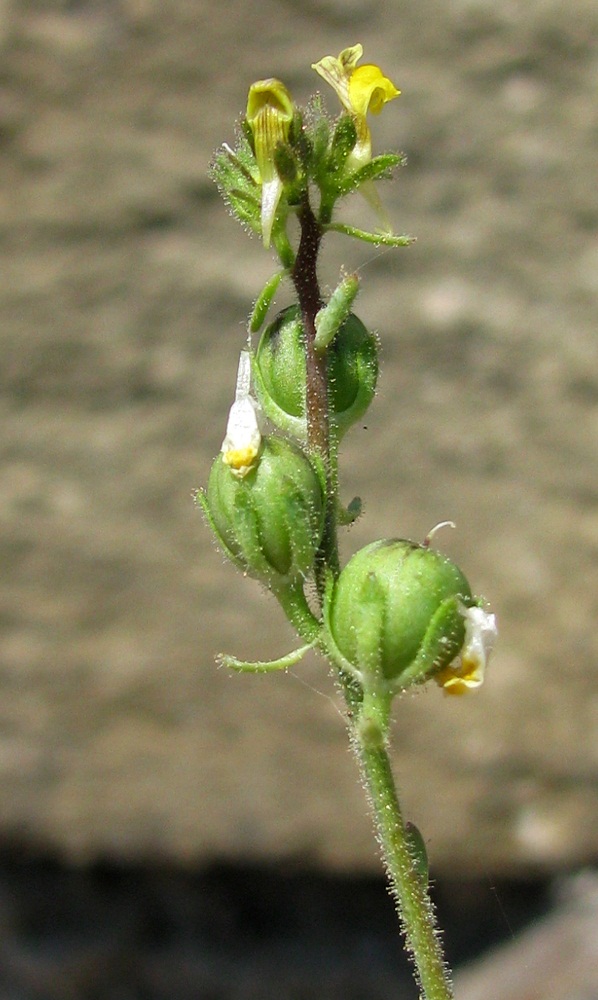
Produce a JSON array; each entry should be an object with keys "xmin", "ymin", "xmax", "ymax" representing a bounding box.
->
[
  {"xmin": 326, "ymin": 539, "xmax": 475, "ymax": 690},
  {"xmin": 206, "ymin": 436, "xmax": 324, "ymax": 586},
  {"xmin": 254, "ymin": 305, "xmax": 378, "ymax": 439}
]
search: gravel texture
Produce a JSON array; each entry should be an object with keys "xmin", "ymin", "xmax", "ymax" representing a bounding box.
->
[{"xmin": 0, "ymin": 0, "xmax": 597, "ymax": 873}]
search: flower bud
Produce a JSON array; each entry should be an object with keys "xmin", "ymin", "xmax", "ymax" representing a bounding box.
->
[
  {"xmin": 254, "ymin": 304, "xmax": 378, "ymax": 440},
  {"xmin": 325, "ymin": 539, "xmax": 495, "ymax": 693},
  {"xmin": 206, "ymin": 435, "xmax": 324, "ymax": 586}
]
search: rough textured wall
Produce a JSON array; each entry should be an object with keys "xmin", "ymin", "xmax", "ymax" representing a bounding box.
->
[{"xmin": 0, "ymin": 0, "xmax": 597, "ymax": 873}]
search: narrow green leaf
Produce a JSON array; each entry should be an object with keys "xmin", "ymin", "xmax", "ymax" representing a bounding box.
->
[
  {"xmin": 323, "ymin": 223, "xmax": 415, "ymax": 247},
  {"xmin": 219, "ymin": 641, "xmax": 316, "ymax": 672}
]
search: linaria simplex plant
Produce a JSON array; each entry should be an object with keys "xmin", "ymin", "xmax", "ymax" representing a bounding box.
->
[{"xmin": 197, "ymin": 44, "xmax": 497, "ymax": 1000}]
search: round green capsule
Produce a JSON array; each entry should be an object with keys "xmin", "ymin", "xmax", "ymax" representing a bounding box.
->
[
  {"xmin": 206, "ymin": 435, "xmax": 324, "ymax": 585},
  {"xmin": 254, "ymin": 305, "xmax": 378, "ymax": 439},
  {"xmin": 326, "ymin": 539, "xmax": 474, "ymax": 690}
]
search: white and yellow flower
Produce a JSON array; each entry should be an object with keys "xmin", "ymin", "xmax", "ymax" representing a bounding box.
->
[
  {"xmin": 435, "ymin": 604, "xmax": 497, "ymax": 696},
  {"xmin": 221, "ymin": 351, "xmax": 262, "ymax": 477}
]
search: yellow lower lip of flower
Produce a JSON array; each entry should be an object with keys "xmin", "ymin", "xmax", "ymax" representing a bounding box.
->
[
  {"xmin": 222, "ymin": 446, "xmax": 259, "ymax": 477},
  {"xmin": 435, "ymin": 659, "xmax": 484, "ymax": 696}
]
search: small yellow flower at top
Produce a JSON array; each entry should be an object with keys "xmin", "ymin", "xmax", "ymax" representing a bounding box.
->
[
  {"xmin": 312, "ymin": 44, "xmax": 400, "ymax": 172},
  {"xmin": 246, "ymin": 78, "xmax": 294, "ymax": 249}
]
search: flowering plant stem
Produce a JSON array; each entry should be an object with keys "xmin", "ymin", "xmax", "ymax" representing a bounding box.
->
[
  {"xmin": 292, "ymin": 193, "xmax": 454, "ymax": 1000},
  {"xmin": 205, "ymin": 47, "xmax": 496, "ymax": 998}
]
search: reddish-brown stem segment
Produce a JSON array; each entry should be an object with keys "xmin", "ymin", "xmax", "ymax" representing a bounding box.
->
[
  {"xmin": 291, "ymin": 196, "xmax": 325, "ymax": 452},
  {"xmin": 291, "ymin": 194, "xmax": 339, "ymax": 582}
]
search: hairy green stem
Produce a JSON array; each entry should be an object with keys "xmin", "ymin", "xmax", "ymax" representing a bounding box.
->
[
  {"xmin": 352, "ymin": 717, "xmax": 454, "ymax": 1000},
  {"xmin": 273, "ymin": 580, "xmax": 321, "ymax": 643}
]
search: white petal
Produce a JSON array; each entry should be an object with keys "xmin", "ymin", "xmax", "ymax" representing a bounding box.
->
[{"xmin": 462, "ymin": 605, "xmax": 497, "ymax": 673}]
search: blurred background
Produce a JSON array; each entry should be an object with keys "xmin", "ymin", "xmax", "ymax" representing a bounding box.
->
[{"xmin": 1, "ymin": 0, "xmax": 597, "ymax": 997}]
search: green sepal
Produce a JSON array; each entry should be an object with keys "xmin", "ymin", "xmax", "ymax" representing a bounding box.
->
[
  {"xmin": 242, "ymin": 195, "xmax": 266, "ymax": 232},
  {"xmin": 231, "ymin": 488, "xmax": 274, "ymax": 579},
  {"xmin": 392, "ymin": 594, "xmax": 468, "ymax": 692},
  {"xmin": 249, "ymin": 271, "xmax": 284, "ymax": 333},
  {"xmin": 210, "ymin": 135, "xmax": 261, "ymax": 234},
  {"xmin": 231, "ymin": 475, "xmax": 317, "ymax": 582},
  {"xmin": 327, "ymin": 114, "xmax": 358, "ymax": 175},
  {"xmin": 293, "ymin": 112, "xmax": 315, "ymax": 175},
  {"xmin": 314, "ymin": 273, "xmax": 360, "ymax": 352},
  {"xmin": 338, "ymin": 152, "xmax": 406, "ymax": 194},
  {"xmin": 308, "ymin": 101, "xmax": 331, "ymax": 177},
  {"xmin": 321, "ymin": 573, "xmax": 365, "ymax": 685},
  {"xmin": 199, "ymin": 479, "xmax": 325, "ymax": 605},
  {"xmin": 276, "ymin": 111, "xmax": 311, "ymax": 207},
  {"xmin": 240, "ymin": 117, "xmax": 255, "ymax": 154},
  {"xmin": 271, "ymin": 229, "xmax": 295, "ymax": 271},
  {"xmin": 223, "ymin": 186, "xmax": 261, "ymax": 232},
  {"xmin": 355, "ymin": 570, "xmax": 387, "ymax": 679},
  {"xmin": 268, "ymin": 200, "xmax": 292, "ymax": 255},
  {"xmin": 327, "ymin": 573, "xmax": 394, "ymax": 750},
  {"xmin": 195, "ymin": 487, "xmax": 248, "ymax": 573},
  {"xmin": 284, "ymin": 479, "xmax": 325, "ymax": 579},
  {"xmin": 332, "ymin": 326, "xmax": 378, "ymax": 438}
]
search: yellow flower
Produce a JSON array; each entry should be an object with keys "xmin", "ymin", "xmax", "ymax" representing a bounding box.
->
[
  {"xmin": 435, "ymin": 605, "xmax": 497, "ymax": 696},
  {"xmin": 246, "ymin": 78, "xmax": 294, "ymax": 248},
  {"xmin": 312, "ymin": 44, "xmax": 400, "ymax": 173}
]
